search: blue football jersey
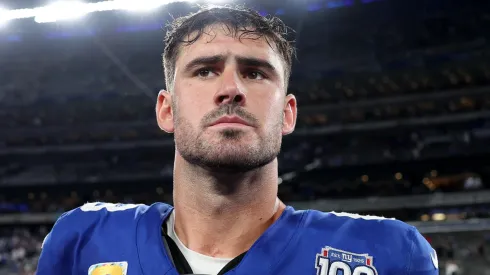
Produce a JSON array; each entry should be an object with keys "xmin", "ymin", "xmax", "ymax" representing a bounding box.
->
[{"xmin": 37, "ymin": 202, "xmax": 438, "ymax": 275}]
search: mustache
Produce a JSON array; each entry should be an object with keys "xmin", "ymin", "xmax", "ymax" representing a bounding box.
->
[{"xmin": 201, "ymin": 104, "xmax": 259, "ymax": 127}]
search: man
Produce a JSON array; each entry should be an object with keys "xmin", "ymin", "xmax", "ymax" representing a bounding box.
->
[{"xmin": 37, "ymin": 6, "xmax": 438, "ymax": 275}]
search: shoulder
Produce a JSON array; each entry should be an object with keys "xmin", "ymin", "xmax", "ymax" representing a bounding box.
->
[
  {"xmin": 38, "ymin": 202, "xmax": 172, "ymax": 274},
  {"xmin": 64, "ymin": 201, "xmax": 172, "ymax": 219},
  {"xmin": 301, "ymin": 209, "xmax": 404, "ymax": 235},
  {"xmin": 51, "ymin": 201, "xmax": 171, "ymax": 232},
  {"xmin": 300, "ymin": 209, "xmax": 438, "ymax": 274},
  {"xmin": 41, "ymin": 201, "xmax": 171, "ymax": 250},
  {"xmin": 303, "ymin": 209, "xmax": 432, "ymax": 249},
  {"xmin": 50, "ymin": 202, "xmax": 150, "ymax": 232}
]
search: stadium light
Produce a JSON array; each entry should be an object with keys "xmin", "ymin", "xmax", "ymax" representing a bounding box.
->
[
  {"xmin": 88, "ymin": 1, "xmax": 125, "ymax": 12},
  {"xmin": 0, "ymin": 8, "xmax": 7, "ymax": 26},
  {"xmin": 9, "ymin": 8, "xmax": 40, "ymax": 19},
  {"xmin": 34, "ymin": 1, "xmax": 89, "ymax": 23},
  {"xmin": 0, "ymin": 0, "xmax": 234, "ymax": 24}
]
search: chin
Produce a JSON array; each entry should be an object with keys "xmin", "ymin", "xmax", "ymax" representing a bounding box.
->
[
  {"xmin": 217, "ymin": 128, "xmax": 251, "ymax": 140},
  {"xmin": 215, "ymin": 143, "xmax": 253, "ymax": 156},
  {"xmin": 203, "ymin": 129, "xmax": 255, "ymax": 147},
  {"xmin": 203, "ymin": 154, "xmax": 273, "ymax": 173},
  {"xmin": 180, "ymin": 140, "xmax": 278, "ymax": 173}
]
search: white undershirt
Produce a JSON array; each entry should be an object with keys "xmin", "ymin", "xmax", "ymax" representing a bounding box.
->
[
  {"xmin": 166, "ymin": 210, "xmax": 232, "ymax": 275},
  {"xmin": 166, "ymin": 199, "xmax": 280, "ymax": 274}
]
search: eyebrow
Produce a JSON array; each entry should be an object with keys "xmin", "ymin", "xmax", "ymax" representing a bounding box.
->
[
  {"xmin": 235, "ymin": 56, "xmax": 276, "ymax": 73},
  {"xmin": 183, "ymin": 54, "xmax": 277, "ymax": 74},
  {"xmin": 184, "ymin": 55, "xmax": 226, "ymax": 72}
]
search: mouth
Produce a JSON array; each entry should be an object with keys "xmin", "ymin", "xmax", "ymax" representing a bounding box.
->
[{"xmin": 209, "ymin": 116, "xmax": 253, "ymax": 127}]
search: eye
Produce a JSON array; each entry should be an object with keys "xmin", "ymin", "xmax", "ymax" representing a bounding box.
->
[
  {"xmin": 196, "ymin": 68, "xmax": 217, "ymax": 78},
  {"xmin": 246, "ymin": 70, "xmax": 266, "ymax": 80}
]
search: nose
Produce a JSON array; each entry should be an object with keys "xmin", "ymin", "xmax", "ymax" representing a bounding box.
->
[{"xmin": 214, "ymin": 70, "xmax": 246, "ymax": 106}]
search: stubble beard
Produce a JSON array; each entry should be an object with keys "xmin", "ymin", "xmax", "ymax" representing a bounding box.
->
[{"xmin": 173, "ymin": 112, "xmax": 283, "ymax": 173}]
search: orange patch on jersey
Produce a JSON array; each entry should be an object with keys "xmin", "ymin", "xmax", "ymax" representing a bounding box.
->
[
  {"xmin": 88, "ymin": 262, "xmax": 127, "ymax": 275},
  {"xmin": 90, "ymin": 265, "xmax": 124, "ymax": 275}
]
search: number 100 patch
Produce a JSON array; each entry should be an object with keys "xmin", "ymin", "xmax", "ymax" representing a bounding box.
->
[{"xmin": 315, "ymin": 246, "xmax": 378, "ymax": 275}]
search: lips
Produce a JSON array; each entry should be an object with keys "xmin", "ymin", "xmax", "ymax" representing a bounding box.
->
[{"xmin": 209, "ymin": 116, "xmax": 252, "ymax": 127}]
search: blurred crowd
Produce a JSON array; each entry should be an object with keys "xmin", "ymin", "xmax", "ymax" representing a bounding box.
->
[
  {"xmin": 0, "ymin": 0, "xmax": 489, "ymax": 274},
  {"xmin": 0, "ymin": 163, "xmax": 488, "ymax": 217},
  {"xmin": 1, "ymin": 119, "xmax": 490, "ymax": 202},
  {"xmin": 429, "ymin": 231, "xmax": 490, "ymax": 275},
  {"xmin": 0, "ymin": 227, "xmax": 46, "ymax": 275}
]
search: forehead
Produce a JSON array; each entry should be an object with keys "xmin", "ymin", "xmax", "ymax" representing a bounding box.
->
[{"xmin": 175, "ymin": 24, "xmax": 285, "ymax": 73}]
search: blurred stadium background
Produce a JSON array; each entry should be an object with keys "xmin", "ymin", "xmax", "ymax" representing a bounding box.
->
[{"xmin": 0, "ymin": 0, "xmax": 490, "ymax": 274}]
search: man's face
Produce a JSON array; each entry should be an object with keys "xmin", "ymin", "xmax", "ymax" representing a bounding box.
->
[{"xmin": 157, "ymin": 24, "xmax": 297, "ymax": 172}]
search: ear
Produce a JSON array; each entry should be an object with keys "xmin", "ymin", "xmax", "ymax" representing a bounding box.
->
[
  {"xmin": 156, "ymin": 90, "xmax": 175, "ymax": 133},
  {"xmin": 282, "ymin": 94, "xmax": 297, "ymax": 136}
]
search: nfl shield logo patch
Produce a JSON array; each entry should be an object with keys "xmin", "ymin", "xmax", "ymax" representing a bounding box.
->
[
  {"xmin": 88, "ymin": 261, "xmax": 128, "ymax": 275},
  {"xmin": 315, "ymin": 246, "xmax": 378, "ymax": 275}
]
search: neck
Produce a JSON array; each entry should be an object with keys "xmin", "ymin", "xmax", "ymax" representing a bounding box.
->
[{"xmin": 171, "ymin": 153, "xmax": 285, "ymax": 258}]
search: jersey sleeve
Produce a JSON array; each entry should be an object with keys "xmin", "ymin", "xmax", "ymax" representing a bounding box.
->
[
  {"xmin": 36, "ymin": 210, "xmax": 79, "ymax": 275},
  {"xmin": 406, "ymin": 226, "xmax": 439, "ymax": 275}
]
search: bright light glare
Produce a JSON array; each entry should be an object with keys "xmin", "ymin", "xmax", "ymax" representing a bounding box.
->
[
  {"xmin": 0, "ymin": 7, "xmax": 10, "ymax": 26},
  {"xmin": 0, "ymin": 0, "xmax": 232, "ymax": 24},
  {"xmin": 89, "ymin": 1, "xmax": 123, "ymax": 12},
  {"xmin": 0, "ymin": 8, "xmax": 7, "ymax": 25},
  {"xmin": 34, "ymin": 1, "xmax": 89, "ymax": 23},
  {"xmin": 8, "ymin": 8, "xmax": 39, "ymax": 19}
]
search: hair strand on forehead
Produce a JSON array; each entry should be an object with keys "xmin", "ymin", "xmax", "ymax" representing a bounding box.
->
[{"xmin": 162, "ymin": 5, "xmax": 296, "ymax": 92}]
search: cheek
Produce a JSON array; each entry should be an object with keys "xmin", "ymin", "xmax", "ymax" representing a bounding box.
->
[
  {"xmin": 174, "ymin": 99, "xmax": 207, "ymax": 128},
  {"xmin": 260, "ymin": 99, "xmax": 284, "ymax": 129},
  {"xmin": 174, "ymin": 82, "xmax": 211, "ymax": 121}
]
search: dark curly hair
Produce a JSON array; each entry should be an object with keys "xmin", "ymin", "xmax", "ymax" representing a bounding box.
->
[{"xmin": 162, "ymin": 6, "xmax": 295, "ymax": 91}]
